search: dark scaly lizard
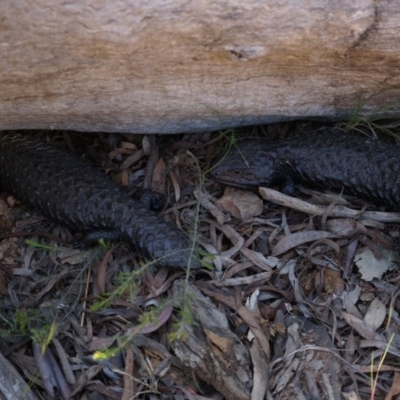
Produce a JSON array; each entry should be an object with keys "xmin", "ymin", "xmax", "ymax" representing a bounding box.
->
[
  {"xmin": 210, "ymin": 130, "xmax": 400, "ymax": 209},
  {"xmin": 0, "ymin": 134, "xmax": 199, "ymax": 269}
]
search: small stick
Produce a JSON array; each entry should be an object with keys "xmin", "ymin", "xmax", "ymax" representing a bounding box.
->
[{"xmin": 259, "ymin": 187, "xmax": 400, "ymax": 223}]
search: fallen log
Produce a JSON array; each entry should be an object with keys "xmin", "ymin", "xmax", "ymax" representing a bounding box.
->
[{"xmin": 2, "ymin": 1, "xmax": 400, "ymax": 133}]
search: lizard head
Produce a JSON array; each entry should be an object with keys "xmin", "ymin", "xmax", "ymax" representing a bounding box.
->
[{"xmin": 210, "ymin": 140, "xmax": 278, "ymax": 189}]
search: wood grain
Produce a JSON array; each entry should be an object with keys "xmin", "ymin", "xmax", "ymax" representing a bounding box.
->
[{"xmin": 1, "ymin": 0, "xmax": 400, "ymax": 133}]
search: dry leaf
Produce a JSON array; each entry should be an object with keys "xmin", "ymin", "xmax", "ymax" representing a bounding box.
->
[
  {"xmin": 250, "ymin": 339, "xmax": 269, "ymax": 400},
  {"xmin": 216, "ymin": 187, "xmax": 263, "ymax": 221},
  {"xmin": 325, "ymin": 218, "xmax": 366, "ymax": 236},
  {"xmin": 272, "ymin": 231, "xmax": 336, "ymax": 256},
  {"xmin": 364, "ymin": 297, "xmax": 386, "ymax": 331},
  {"xmin": 169, "ymin": 170, "xmax": 180, "ymax": 203},
  {"xmin": 342, "ymin": 291, "xmax": 363, "ymax": 320},
  {"xmin": 108, "ymin": 147, "xmax": 137, "ymax": 160},
  {"xmin": 311, "ymin": 192, "xmax": 350, "ymax": 206},
  {"xmin": 151, "ymin": 157, "xmax": 167, "ymax": 195},
  {"xmin": 342, "ymin": 286, "xmax": 362, "ymax": 305},
  {"xmin": 119, "ymin": 141, "xmax": 137, "ymax": 150},
  {"xmin": 341, "ymin": 312, "xmax": 385, "ymax": 341},
  {"xmin": 121, "ymin": 149, "xmax": 144, "ymax": 169},
  {"xmin": 323, "ymin": 269, "xmax": 344, "ymax": 295},
  {"xmin": 355, "ymin": 247, "xmax": 398, "ymax": 281},
  {"xmin": 385, "ymin": 371, "xmax": 400, "ymax": 400},
  {"xmin": 52, "ymin": 247, "xmax": 94, "ymax": 265}
]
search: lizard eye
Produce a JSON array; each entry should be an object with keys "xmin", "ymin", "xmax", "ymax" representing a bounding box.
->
[{"xmin": 232, "ymin": 170, "xmax": 241, "ymax": 175}]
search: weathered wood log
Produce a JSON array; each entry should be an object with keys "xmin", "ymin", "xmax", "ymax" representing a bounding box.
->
[{"xmin": 2, "ymin": 1, "xmax": 400, "ymax": 133}]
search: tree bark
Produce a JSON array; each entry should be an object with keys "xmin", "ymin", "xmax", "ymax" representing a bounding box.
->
[{"xmin": 1, "ymin": 0, "xmax": 400, "ymax": 133}]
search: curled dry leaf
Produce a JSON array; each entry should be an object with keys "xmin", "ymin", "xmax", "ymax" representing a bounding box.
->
[
  {"xmin": 323, "ymin": 269, "xmax": 344, "ymax": 296},
  {"xmin": 121, "ymin": 149, "xmax": 144, "ymax": 169},
  {"xmin": 119, "ymin": 141, "xmax": 137, "ymax": 150},
  {"xmin": 168, "ymin": 170, "xmax": 181, "ymax": 203},
  {"xmin": 325, "ymin": 218, "xmax": 367, "ymax": 236},
  {"xmin": 363, "ymin": 297, "xmax": 386, "ymax": 331},
  {"xmin": 212, "ymin": 271, "xmax": 272, "ymax": 287},
  {"xmin": 108, "ymin": 147, "xmax": 137, "ymax": 160},
  {"xmin": 250, "ymin": 340, "xmax": 269, "ymax": 400},
  {"xmin": 52, "ymin": 247, "xmax": 94, "ymax": 265},
  {"xmin": 355, "ymin": 246, "xmax": 398, "ymax": 281},
  {"xmin": 342, "ymin": 290, "xmax": 364, "ymax": 320},
  {"xmin": 310, "ymin": 191, "xmax": 350, "ymax": 206},
  {"xmin": 385, "ymin": 371, "xmax": 400, "ymax": 400},
  {"xmin": 240, "ymin": 248, "xmax": 277, "ymax": 271},
  {"xmin": 151, "ymin": 157, "xmax": 167, "ymax": 195},
  {"xmin": 272, "ymin": 230, "xmax": 336, "ymax": 256}
]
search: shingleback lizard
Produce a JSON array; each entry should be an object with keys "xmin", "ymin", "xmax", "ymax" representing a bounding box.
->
[
  {"xmin": 211, "ymin": 130, "xmax": 400, "ymax": 210},
  {"xmin": 0, "ymin": 134, "xmax": 199, "ymax": 269}
]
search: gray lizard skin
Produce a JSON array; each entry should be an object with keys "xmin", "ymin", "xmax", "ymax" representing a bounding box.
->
[
  {"xmin": 211, "ymin": 130, "xmax": 400, "ymax": 209},
  {"xmin": 0, "ymin": 134, "xmax": 199, "ymax": 268}
]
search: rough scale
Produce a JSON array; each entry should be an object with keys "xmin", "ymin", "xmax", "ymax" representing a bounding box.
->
[
  {"xmin": 0, "ymin": 134, "xmax": 199, "ymax": 268},
  {"xmin": 211, "ymin": 130, "xmax": 400, "ymax": 209}
]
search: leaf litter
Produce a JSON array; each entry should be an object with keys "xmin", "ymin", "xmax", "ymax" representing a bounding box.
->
[{"xmin": 0, "ymin": 123, "xmax": 400, "ymax": 399}]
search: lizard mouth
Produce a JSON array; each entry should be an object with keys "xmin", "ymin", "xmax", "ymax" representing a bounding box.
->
[{"xmin": 209, "ymin": 173, "xmax": 260, "ymax": 190}]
